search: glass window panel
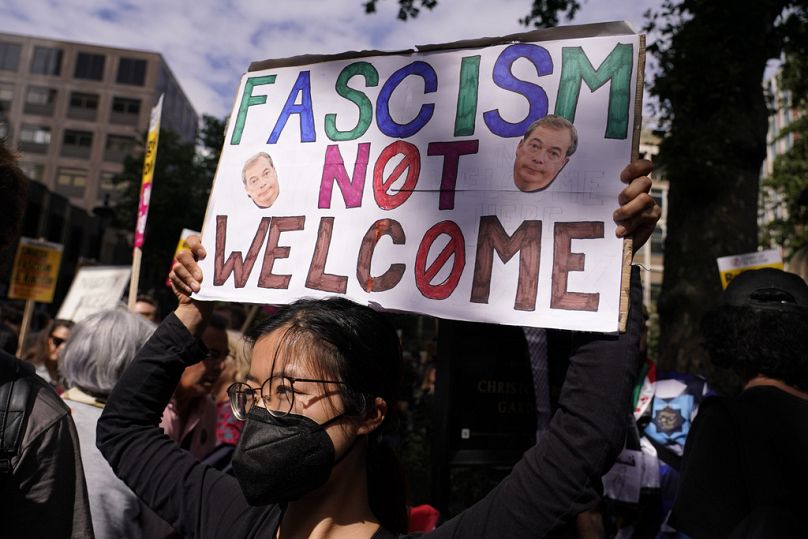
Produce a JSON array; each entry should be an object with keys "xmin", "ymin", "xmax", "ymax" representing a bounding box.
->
[
  {"xmin": 20, "ymin": 124, "xmax": 51, "ymax": 144},
  {"xmin": 116, "ymin": 57, "xmax": 147, "ymax": 85},
  {"xmin": 30, "ymin": 46, "xmax": 63, "ymax": 75},
  {"xmin": 0, "ymin": 42, "xmax": 22, "ymax": 71},
  {"xmin": 74, "ymin": 52, "xmax": 105, "ymax": 80}
]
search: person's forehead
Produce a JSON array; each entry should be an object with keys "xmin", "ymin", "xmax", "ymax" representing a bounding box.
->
[
  {"xmin": 527, "ymin": 125, "xmax": 572, "ymax": 148},
  {"xmin": 250, "ymin": 330, "xmax": 320, "ymax": 380},
  {"xmin": 246, "ymin": 156, "xmax": 272, "ymax": 174},
  {"xmin": 202, "ymin": 326, "xmax": 228, "ymax": 350},
  {"xmin": 51, "ymin": 326, "xmax": 70, "ymax": 338},
  {"xmin": 135, "ymin": 301, "xmax": 155, "ymax": 313}
]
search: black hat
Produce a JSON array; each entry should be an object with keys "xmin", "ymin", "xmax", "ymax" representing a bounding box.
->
[{"xmin": 723, "ymin": 268, "xmax": 808, "ymax": 313}]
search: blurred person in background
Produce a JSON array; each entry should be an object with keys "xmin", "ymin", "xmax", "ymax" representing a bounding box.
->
[
  {"xmin": 134, "ymin": 294, "xmax": 161, "ymax": 323},
  {"xmin": 1, "ymin": 139, "xmax": 93, "ymax": 536},
  {"xmin": 160, "ymin": 313, "xmax": 228, "ymax": 459},
  {"xmin": 213, "ymin": 328, "xmax": 252, "ymax": 447},
  {"xmin": 61, "ymin": 308, "xmax": 156, "ymax": 538},
  {"xmin": 24, "ymin": 318, "xmax": 74, "ymax": 393},
  {"xmin": 670, "ymin": 269, "xmax": 808, "ymax": 538}
]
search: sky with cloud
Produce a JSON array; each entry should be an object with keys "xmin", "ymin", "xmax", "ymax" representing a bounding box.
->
[{"xmin": 0, "ymin": 0, "xmax": 659, "ymax": 119}]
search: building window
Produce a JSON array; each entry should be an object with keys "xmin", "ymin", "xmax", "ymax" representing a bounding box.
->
[
  {"xmin": 651, "ymin": 188, "xmax": 665, "ymax": 210},
  {"xmin": 651, "ymin": 227, "xmax": 665, "ymax": 256},
  {"xmin": 110, "ymin": 96, "xmax": 141, "ymax": 125},
  {"xmin": 30, "ymin": 46, "xmax": 63, "ymax": 75},
  {"xmin": 74, "ymin": 52, "xmax": 105, "ymax": 80},
  {"xmin": 98, "ymin": 170, "xmax": 126, "ymax": 205},
  {"xmin": 24, "ymin": 86, "xmax": 58, "ymax": 116},
  {"xmin": 18, "ymin": 161, "xmax": 44, "ymax": 181},
  {"xmin": 650, "ymin": 283, "xmax": 662, "ymax": 303},
  {"xmin": 0, "ymin": 42, "xmax": 21, "ymax": 71},
  {"xmin": 0, "ymin": 120, "xmax": 9, "ymax": 139},
  {"xmin": 116, "ymin": 57, "xmax": 147, "ymax": 86},
  {"xmin": 0, "ymin": 82, "xmax": 12, "ymax": 114},
  {"xmin": 104, "ymin": 134, "xmax": 136, "ymax": 162},
  {"xmin": 62, "ymin": 129, "xmax": 93, "ymax": 158},
  {"xmin": 19, "ymin": 124, "xmax": 51, "ymax": 153},
  {"xmin": 55, "ymin": 167, "xmax": 87, "ymax": 197},
  {"xmin": 67, "ymin": 91, "xmax": 99, "ymax": 121}
]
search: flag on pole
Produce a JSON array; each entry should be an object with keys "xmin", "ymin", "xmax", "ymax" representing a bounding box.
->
[{"xmin": 134, "ymin": 94, "xmax": 164, "ymax": 249}]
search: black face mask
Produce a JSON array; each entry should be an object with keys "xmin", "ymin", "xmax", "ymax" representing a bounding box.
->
[{"xmin": 231, "ymin": 406, "xmax": 341, "ymax": 506}]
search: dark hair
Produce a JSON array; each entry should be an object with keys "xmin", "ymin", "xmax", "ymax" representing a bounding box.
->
[
  {"xmin": 207, "ymin": 313, "xmax": 229, "ymax": 332},
  {"xmin": 702, "ymin": 305, "xmax": 808, "ymax": 391},
  {"xmin": 245, "ymin": 297, "xmax": 407, "ymax": 532},
  {"xmin": 0, "ymin": 140, "xmax": 29, "ymax": 257},
  {"xmin": 24, "ymin": 318, "xmax": 75, "ymax": 367}
]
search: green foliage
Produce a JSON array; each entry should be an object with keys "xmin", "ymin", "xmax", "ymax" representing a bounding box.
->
[
  {"xmin": 760, "ymin": 114, "xmax": 808, "ymax": 257},
  {"xmin": 111, "ymin": 115, "xmax": 225, "ymax": 296},
  {"xmin": 362, "ymin": 0, "xmax": 580, "ymax": 27},
  {"xmin": 363, "ymin": 0, "xmax": 437, "ymax": 20},
  {"xmin": 644, "ymin": 0, "xmax": 808, "ymax": 377},
  {"xmin": 779, "ymin": 11, "xmax": 808, "ymax": 108},
  {"xmin": 518, "ymin": 0, "xmax": 580, "ymax": 28}
]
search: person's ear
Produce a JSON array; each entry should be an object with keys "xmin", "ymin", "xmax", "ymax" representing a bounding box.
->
[
  {"xmin": 516, "ymin": 139, "xmax": 524, "ymax": 155},
  {"xmin": 356, "ymin": 397, "xmax": 387, "ymax": 436}
]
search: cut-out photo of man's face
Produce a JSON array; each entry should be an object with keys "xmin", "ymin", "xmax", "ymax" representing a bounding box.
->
[
  {"xmin": 513, "ymin": 115, "xmax": 578, "ymax": 192},
  {"xmin": 242, "ymin": 152, "xmax": 280, "ymax": 208}
]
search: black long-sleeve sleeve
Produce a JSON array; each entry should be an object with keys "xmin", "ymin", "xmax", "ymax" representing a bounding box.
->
[
  {"xmin": 420, "ymin": 265, "xmax": 643, "ymax": 537},
  {"xmin": 96, "ymin": 314, "xmax": 281, "ymax": 538},
  {"xmin": 97, "ymin": 267, "xmax": 642, "ymax": 538}
]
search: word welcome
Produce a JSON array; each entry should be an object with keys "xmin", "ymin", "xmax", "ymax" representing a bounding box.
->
[{"xmin": 214, "ymin": 214, "xmax": 603, "ymax": 313}]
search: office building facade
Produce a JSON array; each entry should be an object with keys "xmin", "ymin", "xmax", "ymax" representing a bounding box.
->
[{"xmin": 0, "ymin": 32, "xmax": 198, "ymax": 212}]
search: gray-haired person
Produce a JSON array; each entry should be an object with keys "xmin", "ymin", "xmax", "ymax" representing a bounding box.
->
[{"xmin": 61, "ymin": 308, "xmax": 156, "ymax": 538}]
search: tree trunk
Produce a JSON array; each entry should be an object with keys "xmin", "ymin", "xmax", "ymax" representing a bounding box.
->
[{"xmin": 655, "ymin": 0, "xmax": 786, "ymax": 390}]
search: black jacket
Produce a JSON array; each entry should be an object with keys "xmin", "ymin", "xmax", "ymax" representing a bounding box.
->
[{"xmin": 97, "ymin": 268, "xmax": 643, "ymax": 538}]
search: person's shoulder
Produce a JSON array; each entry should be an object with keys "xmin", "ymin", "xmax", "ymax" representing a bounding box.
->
[
  {"xmin": 688, "ymin": 395, "xmax": 735, "ymax": 435},
  {"xmin": 23, "ymin": 367, "xmax": 72, "ymax": 438}
]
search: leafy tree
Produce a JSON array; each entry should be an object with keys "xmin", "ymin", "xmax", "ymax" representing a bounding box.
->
[
  {"xmin": 363, "ymin": 0, "xmax": 437, "ymax": 20},
  {"xmin": 647, "ymin": 1, "xmax": 808, "ymax": 385},
  {"xmin": 760, "ymin": 114, "xmax": 808, "ymax": 258},
  {"xmin": 112, "ymin": 115, "xmax": 225, "ymax": 305}
]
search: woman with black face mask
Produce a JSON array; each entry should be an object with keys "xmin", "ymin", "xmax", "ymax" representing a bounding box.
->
[{"xmin": 97, "ymin": 160, "xmax": 659, "ymax": 538}]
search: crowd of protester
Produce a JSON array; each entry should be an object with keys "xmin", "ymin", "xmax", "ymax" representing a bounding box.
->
[{"xmin": 1, "ymin": 129, "xmax": 805, "ymax": 539}]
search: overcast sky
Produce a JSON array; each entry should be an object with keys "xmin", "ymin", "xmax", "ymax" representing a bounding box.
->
[{"xmin": 0, "ymin": 0, "xmax": 659, "ymax": 118}]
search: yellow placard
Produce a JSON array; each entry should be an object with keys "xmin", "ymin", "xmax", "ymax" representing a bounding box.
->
[
  {"xmin": 717, "ymin": 248, "xmax": 784, "ymax": 289},
  {"xmin": 719, "ymin": 262, "xmax": 785, "ymax": 289},
  {"xmin": 165, "ymin": 228, "xmax": 200, "ymax": 286},
  {"xmin": 8, "ymin": 238, "xmax": 64, "ymax": 303},
  {"xmin": 173, "ymin": 228, "xmax": 199, "ymax": 258}
]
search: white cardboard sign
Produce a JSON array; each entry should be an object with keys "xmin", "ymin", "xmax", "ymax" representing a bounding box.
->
[
  {"xmin": 57, "ymin": 266, "xmax": 132, "ymax": 322},
  {"xmin": 196, "ymin": 24, "xmax": 642, "ymax": 331}
]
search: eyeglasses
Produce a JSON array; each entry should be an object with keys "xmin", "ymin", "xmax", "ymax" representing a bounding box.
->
[
  {"xmin": 227, "ymin": 376, "xmax": 347, "ymax": 420},
  {"xmin": 50, "ymin": 336, "xmax": 66, "ymax": 347}
]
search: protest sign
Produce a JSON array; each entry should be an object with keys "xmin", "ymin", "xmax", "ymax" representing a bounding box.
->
[
  {"xmin": 716, "ymin": 248, "xmax": 783, "ymax": 289},
  {"xmin": 166, "ymin": 228, "xmax": 201, "ymax": 285},
  {"xmin": 195, "ymin": 22, "xmax": 644, "ymax": 332},
  {"xmin": 129, "ymin": 94, "xmax": 164, "ymax": 309},
  {"xmin": 57, "ymin": 266, "xmax": 132, "ymax": 322},
  {"xmin": 8, "ymin": 237, "xmax": 63, "ymax": 303}
]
